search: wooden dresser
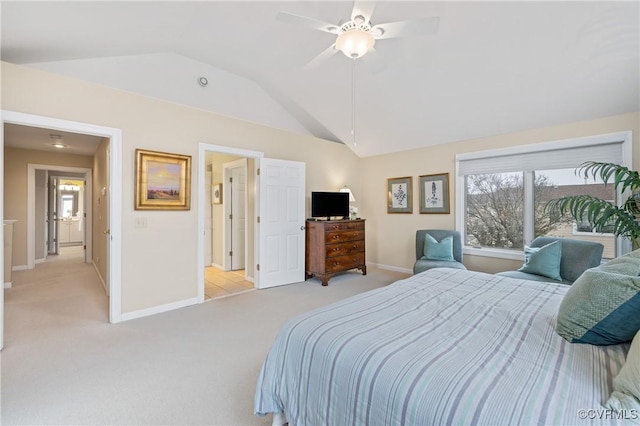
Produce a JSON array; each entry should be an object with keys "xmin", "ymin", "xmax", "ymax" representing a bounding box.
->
[{"xmin": 305, "ymin": 219, "xmax": 366, "ymax": 286}]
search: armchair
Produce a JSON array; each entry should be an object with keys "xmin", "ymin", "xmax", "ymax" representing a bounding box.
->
[
  {"xmin": 413, "ymin": 230, "xmax": 467, "ymax": 274},
  {"xmin": 496, "ymin": 236, "xmax": 604, "ymax": 284}
]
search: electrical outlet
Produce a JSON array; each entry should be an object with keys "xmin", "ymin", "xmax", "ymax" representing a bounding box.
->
[{"xmin": 135, "ymin": 217, "xmax": 148, "ymax": 229}]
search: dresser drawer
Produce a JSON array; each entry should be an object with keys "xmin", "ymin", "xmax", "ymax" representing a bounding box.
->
[
  {"xmin": 325, "ymin": 240, "xmax": 365, "ymax": 258},
  {"xmin": 325, "ymin": 230, "xmax": 364, "ymax": 244},
  {"xmin": 324, "ymin": 221, "xmax": 365, "ymax": 232},
  {"xmin": 325, "ymin": 253, "xmax": 365, "ymax": 273}
]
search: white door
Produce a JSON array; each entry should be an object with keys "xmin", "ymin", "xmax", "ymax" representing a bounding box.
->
[
  {"xmin": 223, "ymin": 159, "xmax": 247, "ymax": 271},
  {"xmin": 104, "ymin": 147, "xmax": 111, "ymax": 295},
  {"xmin": 257, "ymin": 158, "xmax": 305, "ymax": 289},
  {"xmin": 48, "ymin": 176, "xmax": 59, "ymax": 255},
  {"xmin": 231, "ymin": 165, "xmax": 247, "ymax": 270},
  {"xmin": 204, "ymin": 170, "xmax": 213, "ymax": 266}
]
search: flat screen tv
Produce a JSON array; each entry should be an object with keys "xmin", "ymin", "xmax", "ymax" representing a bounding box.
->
[{"xmin": 311, "ymin": 191, "xmax": 349, "ymax": 219}]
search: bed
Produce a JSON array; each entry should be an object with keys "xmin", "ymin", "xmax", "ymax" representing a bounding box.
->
[{"xmin": 255, "ymin": 268, "xmax": 631, "ymax": 425}]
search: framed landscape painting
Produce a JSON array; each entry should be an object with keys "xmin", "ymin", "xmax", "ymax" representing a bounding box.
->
[
  {"xmin": 135, "ymin": 149, "xmax": 192, "ymax": 210},
  {"xmin": 387, "ymin": 176, "xmax": 413, "ymax": 214},
  {"xmin": 419, "ymin": 173, "xmax": 449, "ymax": 214}
]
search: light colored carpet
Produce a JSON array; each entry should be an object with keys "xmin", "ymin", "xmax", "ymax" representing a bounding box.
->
[{"xmin": 1, "ymin": 250, "xmax": 409, "ymax": 425}]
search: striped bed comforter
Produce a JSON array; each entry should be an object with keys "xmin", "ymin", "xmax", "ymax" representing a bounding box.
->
[{"xmin": 255, "ymin": 268, "xmax": 629, "ymax": 425}]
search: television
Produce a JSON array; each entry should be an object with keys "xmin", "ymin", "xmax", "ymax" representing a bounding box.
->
[{"xmin": 311, "ymin": 191, "xmax": 349, "ymax": 219}]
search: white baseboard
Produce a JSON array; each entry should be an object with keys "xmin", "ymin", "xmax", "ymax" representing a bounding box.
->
[
  {"xmin": 367, "ymin": 262, "xmax": 412, "ymax": 274},
  {"xmin": 4, "ymin": 282, "xmax": 12, "ymax": 289},
  {"xmin": 12, "ymin": 265, "xmax": 28, "ymax": 272},
  {"xmin": 92, "ymin": 261, "xmax": 109, "ymax": 296},
  {"xmin": 210, "ymin": 262, "xmax": 223, "ymax": 269},
  {"xmin": 35, "ymin": 258, "xmax": 46, "ymax": 264},
  {"xmin": 120, "ymin": 297, "xmax": 199, "ymax": 322}
]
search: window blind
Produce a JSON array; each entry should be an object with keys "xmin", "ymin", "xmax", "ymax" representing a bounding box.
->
[{"xmin": 457, "ymin": 140, "xmax": 624, "ymax": 176}]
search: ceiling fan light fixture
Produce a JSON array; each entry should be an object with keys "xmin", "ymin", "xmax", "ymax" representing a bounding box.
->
[{"xmin": 335, "ymin": 29, "xmax": 375, "ymax": 59}]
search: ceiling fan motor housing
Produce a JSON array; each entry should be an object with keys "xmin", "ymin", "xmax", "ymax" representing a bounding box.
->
[{"xmin": 336, "ymin": 19, "xmax": 375, "ymax": 58}]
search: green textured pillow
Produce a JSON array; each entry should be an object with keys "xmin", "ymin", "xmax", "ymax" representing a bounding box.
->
[
  {"xmin": 423, "ymin": 233, "xmax": 454, "ymax": 261},
  {"xmin": 606, "ymin": 329, "xmax": 640, "ymax": 423},
  {"xmin": 518, "ymin": 240, "xmax": 562, "ymax": 281},
  {"xmin": 556, "ymin": 251, "xmax": 640, "ymax": 345},
  {"xmin": 600, "ymin": 249, "xmax": 640, "ymax": 275}
]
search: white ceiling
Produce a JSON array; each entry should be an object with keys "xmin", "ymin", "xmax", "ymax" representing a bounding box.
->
[
  {"xmin": 2, "ymin": 1, "xmax": 639, "ymax": 158},
  {"xmin": 4, "ymin": 123, "xmax": 103, "ymax": 156}
]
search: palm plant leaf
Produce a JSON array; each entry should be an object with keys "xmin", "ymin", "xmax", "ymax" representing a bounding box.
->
[
  {"xmin": 578, "ymin": 161, "xmax": 640, "ymax": 194},
  {"xmin": 545, "ymin": 195, "xmax": 640, "ymax": 240}
]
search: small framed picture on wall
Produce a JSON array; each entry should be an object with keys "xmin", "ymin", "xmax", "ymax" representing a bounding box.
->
[
  {"xmin": 419, "ymin": 173, "xmax": 450, "ymax": 214},
  {"xmin": 212, "ymin": 183, "xmax": 222, "ymax": 204},
  {"xmin": 387, "ymin": 176, "xmax": 413, "ymax": 214}
]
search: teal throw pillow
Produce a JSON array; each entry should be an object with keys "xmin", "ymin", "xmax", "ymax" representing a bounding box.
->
[
  {"xmin": 606, "ymin": 328, "xmax": 640, "ymax": 422},
  {"xmin": 556, "ymin": 250, "xmax": 640, "ymax": 345},
  {"xmin": 518, "ymin": 240, "xmax": 562, "ymax": 281},
  {"xmin": 423, "ymin": 233, "xmax": 454, "ymax": 261}
]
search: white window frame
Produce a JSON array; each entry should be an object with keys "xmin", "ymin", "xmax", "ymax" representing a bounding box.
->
[{"xmin": 455, "ymin": 131, "xmax": 633, "ymax": 260}]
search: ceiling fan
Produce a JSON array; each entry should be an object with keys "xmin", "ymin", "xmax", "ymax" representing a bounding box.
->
[{"xmin": 277, "ymin": 1, "xmax": 440, "ymax": 69}]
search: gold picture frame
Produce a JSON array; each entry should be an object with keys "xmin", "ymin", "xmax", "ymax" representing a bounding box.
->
[
  {"xmin": 419, "ymin": 173, "xmax": 450, "ymax": 214},
  {"xmin": 135, "ymin": 149, "xmax": 191, "ymax": 210},
  {"xmin": 387, "ymin": 176, "xmax": 413, "ymax": 214}
]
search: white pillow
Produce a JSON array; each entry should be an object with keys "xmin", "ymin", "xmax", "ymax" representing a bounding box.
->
[{"xmin": 606, "ymin": 328, "xmax": 640, "ymax": 424}]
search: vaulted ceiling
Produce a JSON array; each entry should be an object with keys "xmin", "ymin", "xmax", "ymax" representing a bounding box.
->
[{"xmin": 2, "ymin": 1, "xmax": 639, "ymax": 157}]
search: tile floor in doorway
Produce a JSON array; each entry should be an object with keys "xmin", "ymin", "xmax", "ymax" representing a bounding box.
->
[{"xmin": 204, "ymin": 267, "xmax": 254, "ymax": 300}]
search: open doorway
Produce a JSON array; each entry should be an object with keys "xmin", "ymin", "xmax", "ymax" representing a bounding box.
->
[
  {"xmin": 204, "ymin": 153, "xmax": 253, "ymax": 300},
  {"xmin": 198, "ymin": 144, "xmax": 264, "ymax": 303},
  {"xmin": 42, "ymin": 170, "xmax": 89, "ymax": 263},
  {"xmin": 197, "ymin": 143, "xmax": 307, "ymax": 303},
  {"xmin": 1, "ymin": 111, "xmax": 123, "ymax": 353}
]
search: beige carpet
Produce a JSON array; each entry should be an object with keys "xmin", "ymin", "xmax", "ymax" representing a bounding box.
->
[{"xmin": 1, "ymin": 251, "xmax": 409, "ymax": 425}]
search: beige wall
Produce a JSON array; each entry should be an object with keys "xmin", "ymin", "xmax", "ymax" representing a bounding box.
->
[
  {"xmin": 92, "ymin": 138, "xmax": 109, "ymax": 288},
  {"xmin": 361, "ymin": 112, "xmax": 640, "ymax": 274},
  {"xmin": 3, "ymin": 60, "xmax": 637, "ymax": 316},
  {"xmin": 3, "ymin": 147, "xmax": 93, "ymax": 267},
  {"xmin": 1, "ymin": 62, "xmax": 361, "ymax": 314}
]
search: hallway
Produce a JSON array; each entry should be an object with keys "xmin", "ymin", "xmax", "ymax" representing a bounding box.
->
[{"xmin": 4, "ymin": 246, "xmax": 109, "ymax": 346}]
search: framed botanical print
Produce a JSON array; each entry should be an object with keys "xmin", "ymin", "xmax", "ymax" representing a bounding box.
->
[
  {"xmin": 135, "ymin": 149, "xmax": 191, "ymax": 210},
  {"xmin": 387, "ymin": 176, "xmax": 413, "ymax": 214},
  {"xmin": 419, "ymin": 173, "xmax": 450, "ymax": 214}
]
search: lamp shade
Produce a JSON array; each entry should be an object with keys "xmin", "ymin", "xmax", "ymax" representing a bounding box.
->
[
  {"xmin": 335, "ymin": 29, "xmax": 375, "ymax": 59},
  {"xmin": 340, "ymin": 185, "xmax": 356, "ymax": 202}
]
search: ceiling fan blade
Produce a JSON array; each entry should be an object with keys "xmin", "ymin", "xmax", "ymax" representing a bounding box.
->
[
  {"xmin": 351, "ymin": 1, "xmax": 376, "ymax": 24},
  {"xmin": 372, "ymin": 16, "xmax": 440, "ymax": 39},
  {"xmin": 303, "ymin": 44, "xmax": 339, "ymax": 70},
  {"xmin": 276, "ymin": 11, "xmax": 340, "ymax": 34}
]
